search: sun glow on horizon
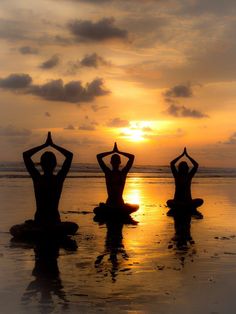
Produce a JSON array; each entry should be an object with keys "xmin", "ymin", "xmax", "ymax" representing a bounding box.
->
[
  {"xmin": 120, "ymin": 128, "xmax": 146, "ymax": 142},
  {"xmin": 116, "ymin": 120, "xmax": 172, "ymax": 143}
]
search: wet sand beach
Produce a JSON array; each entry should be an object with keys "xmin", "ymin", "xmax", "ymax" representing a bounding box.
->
[{"xmin": 1, "ymin": 169, "xmax": 236, "ymax": 313}]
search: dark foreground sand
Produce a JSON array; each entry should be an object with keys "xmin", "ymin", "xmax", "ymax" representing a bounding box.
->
[{"xmin": 1, "ymin": 176, "xmax": 236, "ymax": 313}]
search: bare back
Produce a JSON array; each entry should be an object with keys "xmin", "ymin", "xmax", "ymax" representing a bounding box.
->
[
  {"xmin": 23, "ymin": 132, "xmax": 73, "ymax": 226},
  {"xmin": 97, "ymin": 144, "xmax": 134, "ymax": 207},
  {"xmin": 104, "ymin": 168, "xmax": 127, "ymax": 206},
  {"xmin": 32, "ymin": 173, "xmax": 64, "ymax": 224},
  {"xmin": 174, "ymin": 172, "xmax": 193, "ymax": 202}
]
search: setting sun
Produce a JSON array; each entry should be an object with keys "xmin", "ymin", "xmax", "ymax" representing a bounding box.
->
[
  {"xmin": 120, "ymin": 128, "xmax": 146, "ymax": 142},
  {"xmin": 115, "ymin": 120, "xmax": 172, "ymax": 143}
]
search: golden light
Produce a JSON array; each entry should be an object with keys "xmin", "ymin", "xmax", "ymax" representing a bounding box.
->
[
  {"xmin": 120, "ymin": 128, "xmax": 146, "ymax": 142},
  {"xmin": 110, "ymin": 120, "xmax": 173, "ymax": 143},
  {"xmin": 119, "ymin": 121, "xmax": 152, "ymax": 142},
  {"xmin": 125, "ymin": 188, "xmax": 141, "ymax": 205}
]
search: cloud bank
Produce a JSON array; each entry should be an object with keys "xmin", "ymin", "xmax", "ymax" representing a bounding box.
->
[
  {"xmin": 0, "ymin": 74, "xmax": 32, "ymax": 89},
  {"xmin": 68, "ymin": 17, "xmax": 127, "ymax": 41},
  {"xmin": 163, "ymin": 83, "xmax": 208, "ymax": 119},
  {"xmin": 0, "ymin": 73, "xmax": 110, "ymax": 103}
]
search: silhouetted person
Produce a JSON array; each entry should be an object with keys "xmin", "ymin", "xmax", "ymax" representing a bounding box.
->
[
  {"xmin": 95, "ymin": 143, "xmax": 138, "ymax": 215},
  {"xmin": 10, "ymin": 132, "xmax": 78, "ymax": 238},
  {"xmin": 167, "ymin": 147, "xmax": 203, "ymax": 219},
  {"xmin": 23, "ymin": 132, "xmax": 75, "ymax": 224}
]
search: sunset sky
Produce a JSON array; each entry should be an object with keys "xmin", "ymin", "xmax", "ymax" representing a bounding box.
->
[{"xmin": 1, "ymin": 0, "xmax": 236, "ymax": 166}]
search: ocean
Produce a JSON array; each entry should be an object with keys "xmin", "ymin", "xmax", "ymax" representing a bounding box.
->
[
  {"xmin": 1, "ymin": 162, "xmax": 236, "ymax": 178},
  {"xmin": 1, "ymin": 162, "xmax": 236, "ymax": 313}
]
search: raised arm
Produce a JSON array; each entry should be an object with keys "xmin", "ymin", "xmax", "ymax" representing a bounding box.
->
[
  {"xmin": 114, "ymin": 143, "xmax": 134, "ymax": 173},
  {"xmin": 96, "ymin": 147, "xmax": 114, "ymax": 173},
  {"xmin": 23, "ymin": 137, "xmax": 48, "ymax": 178},
  {"xmin": 170, "ymin": 149, "xmax": 185, "ymax": 176},
  {"xmin": 185, "ymin": 147, "xmax": 198, "ymax": 177},
  {"xmin": 48, "ymin": 132, "xmax": 73, "ymax": 178}
]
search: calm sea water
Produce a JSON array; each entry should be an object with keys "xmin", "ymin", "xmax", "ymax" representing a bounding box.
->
[
  {"xmin": 1, "ymin": 162, "xmax": 236, "ymax": 178},
  {"xmin": 1, "ymin": 163, "xmax": 236, "ymax": 313}
]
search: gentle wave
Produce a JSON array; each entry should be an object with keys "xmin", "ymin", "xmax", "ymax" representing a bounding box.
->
[{"xmin": 1, "ymin": 165, "xmax": 236, "ymax": 178}]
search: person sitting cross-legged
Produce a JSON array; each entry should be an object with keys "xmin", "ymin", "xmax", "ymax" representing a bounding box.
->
[
  {"xmin": 94, "ymin": 142, "xmax": 138, "ymax": 218},
  {"xmin": 167, "ymin": 147, "xmax": 204, "ymax": 219},
  {"xmin": 10, "ymin": 132, "xmax": 78, "ymax": 239}
]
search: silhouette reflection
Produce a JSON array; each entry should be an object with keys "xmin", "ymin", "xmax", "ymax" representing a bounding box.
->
[
  {"xmin": 11, "ymin": 237, "xmax": 77, "ymax": 312},
  {"xmin": 167, "ymin": 205, "xmax": 197, "ymax": 269},
  {"xmin": 95, "ymin": 217, "xmax": 137, "ymax": 282},
  {"xmin": 171, "ymin": 205, "xmax": 194, "ymax": 248}
]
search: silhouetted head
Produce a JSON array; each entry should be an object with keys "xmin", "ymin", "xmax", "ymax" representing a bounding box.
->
[
  {"xmin": 40, "ymin": 151, "xmax": 57, "ymax": 174},
  {"xmin": 110, "ymin": 154, "xmax": 121, "ymax": 169},
  {"xmin": 178, "ymin": 161, "xmax": 189, "ymax": 174}
]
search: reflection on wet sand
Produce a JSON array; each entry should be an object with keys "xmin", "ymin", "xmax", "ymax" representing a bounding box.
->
[
  {"xmin": 172, "ymin": 209, "xmax": 193, "ymax": 248},
  {"xmin": 11, "ymin": 237, "xmax": 77, "ymax": 312},
  {"xmin": 95, "ymin": 217, "xmax": 138, "ymax": 283},
  {"xmin": 3, "ymin": 176, "xmax": 236, "ymax": 313},
  {"xmin": 167, "ymin": 205, "xmax": 198, "ymax": 269}
]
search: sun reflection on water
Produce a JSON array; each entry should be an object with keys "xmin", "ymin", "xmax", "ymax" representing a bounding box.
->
[
  {"xmin": 124, "ymin": 183, "xmax": 145, "ymax": 220},
  {"xmin": 125, "ymin": 189, "xmax": 141, "ymax": 205}
]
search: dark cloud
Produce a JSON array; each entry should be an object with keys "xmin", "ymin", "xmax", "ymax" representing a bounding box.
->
[
  {"xmin": 0, "ymin": 73, "xmax": 32, "ymax": 89},
  {"xmin": 19, "ymin": 46, "xmax": 39, "ymax": 55},
  {"xmin": 68, "ymin": 17, "xmax": 127, "ymax": 41},
  {"xmin": 167, "ymin": 104, "xmax": 208, "ymax": 118},
  {"xmin": 67, "ymin": 53, "xmax": 110, "ymax": 75},
  {"xmin": 39, "ymin": 55, "xmax": 60, "ymax": 69},
  {"xmin": 163, "ymin": 83, "xmax": 208, "ymax": 118},
  {"xmin": 29, "ymin": 78, "xmax": 109, "ymax": 103},
  {"xmin": 80, "ymin": 53, "xmax": 110, "ymax": 68},
  {"xmin": 0, "ymin": 73, "xmax": 109, "ymax": 103},
  {"xmin": 0, "ymin": 125, "xmax": 32, "ymax": 137},
  {"xmin": 164, "ymin": 84, "xmax": 193, "ymax": 98},
  {"xmin": 222, "ymin": 132, "xmax": 236, "ymax": 145},
  {"xmin": 107, "ymin": 117, "xmax": 129, "ymax": 128}
]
